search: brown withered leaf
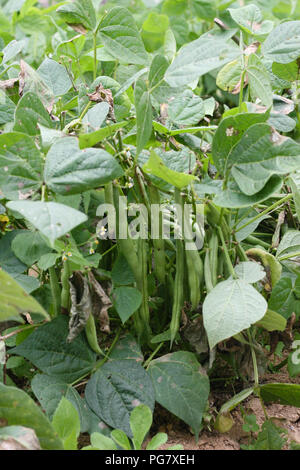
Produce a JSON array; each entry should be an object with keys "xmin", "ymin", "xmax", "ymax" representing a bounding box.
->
[
  {"xmin": 0, "ymin": 78, "xmax": 19, "ymax": 90},
  {"xmin": 88, "ymin": 271, "xmax": 111, "ymax": 334},
  {"xmin": 244, "ymin": 41, "xmax": 260, "ymax": 56},
  {"xmin": 0, "ymin": 426, "xmax": 41, "ymax": 450},
  {"xmin": 68, "ymin": 272, "xmax": 92, "ymax": 342},
  {"xmin": 67, "ymin": 23, "xmax": 87, "ymax": 35},
  {"xmin": 232, "ymin": 74, "xmax": 249, "ymax": 95},
  {"xmin": 19, "ymin": 60, "xmax": 54, "ymax": 114},
  {"xmin": 87, "ymin": 84, "xmax": 115, "ymax": 121}
]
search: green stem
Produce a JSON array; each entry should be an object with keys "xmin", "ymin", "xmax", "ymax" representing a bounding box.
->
[
  {"xmin": 278, "ymin": 250, "xmax": 300, "ymax": 261},
  {"xmin": 49, "ymin": 267, "xmax": 61, "ymax": 318},
  {"xmin": 235, "ymin": 194, "xmax": 293, "ymax": 234},
  {"xmin": 93, "ymin": 32, "xmax": 97, "ymax": 81},
  {"xmin": 217, "ymin": 227, "xmax": 236, "ymax": 278},
  {"xmin": 144, "ymin": 343, "xmax": 164, "ymax": 370},
  {"xmin": 93, "ymin": 327, "xmax": 122, "ymax": 371}
]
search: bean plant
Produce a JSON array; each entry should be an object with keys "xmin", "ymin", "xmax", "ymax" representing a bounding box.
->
[{"xmin": 0, "ymin": 0, "xmax": 300, "ymax": 451}]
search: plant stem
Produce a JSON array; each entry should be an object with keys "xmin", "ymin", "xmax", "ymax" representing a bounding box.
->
[
  {"xmin": 218, "ymin": 226, "xmax": 237, "ymax": 278},
  {"xmin": 144, "ymin": 343, "xmax": 164, "ymax": 370},
  {"xmin": 93, "ymin": 32, "xmax": 97, "ymax": 81},
  {"xmin": 94, "ymin": 327, "xmax": 122, "ymax": 371},
  {"xmin": 235, "ymin": 194, "xmax": 293, "ymax": 234}
]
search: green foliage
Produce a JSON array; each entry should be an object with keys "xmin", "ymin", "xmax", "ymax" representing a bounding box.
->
[{"xmin": 1, "ymin": 0, "xmax": 300, "ymax": 451}]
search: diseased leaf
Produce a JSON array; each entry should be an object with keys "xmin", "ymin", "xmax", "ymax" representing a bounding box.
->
[{"xmin": 148, "ymin": 351, "xmax": 209, "ymax": 439}]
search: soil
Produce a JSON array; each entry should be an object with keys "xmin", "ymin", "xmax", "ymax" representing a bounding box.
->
[{"xmin": 148, "ymin": 366, "xmax": 300, "ymax": 451}]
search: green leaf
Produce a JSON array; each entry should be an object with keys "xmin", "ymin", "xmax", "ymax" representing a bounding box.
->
[
  {"xmin": 79, "ymin": 121, "xmax": 128, "ymax": 149},
  {"xmin": 18, "ymin": 60, "xmax": 55, "ymax": 113},
  {"xmin": 37, "ymin": 253, "xmax": 60, "ymax": 271},
  {"xmin": 146, "ymin": 432, "xmax": 168, "ymax": 450},
  {"xmin": 7, "ymin": 201, "xmax": 88, "ymax": 244},
  {"xmin": 130, "ymin": 404, "xmax": 152, "ymax": 450},
  {"xmin": 143, "ymin": 150, "xmax": 196, "ymax": 189},
  {"xmin": 31, "ymin": 374, "xmax": 92, "ymax": 433},
  {"xmin": 255, "ymin": 309, "xmax": 287, "ymax": 332},
  {"xmin": 0, "ymin": 383, "xmax": 63, "ymax": 450},
  {"xmin": 135, "ymin": 79, "xmax": 153, "ymax": 156},
  {"xmin": 203, "ymin": 279, "xmax": 267, "ymax": 349},
  {"xmin": 269, "ymin": 277, "xmax": 300, "ymax": 319},
  {"xmin": 213, "ymin": 176, "xmax": 283, "ymax": 208},
  {"xmin": 0, "ymin": 90, "xmax": 15, "ymax": 125},
  {"xmin": 0, "ymin": 132, "xmax": 43, "ymax": 200},
  {"xmin": 272, "ymin": 61, "xmax": 299, "ymax": 82},
  {"xmin": 142, "ymin": 12, "xmax": 169, "ymax": 52},
  {"xmin": 212, "ymin": 112, "xmax": 268, "ymax": 175},
  {"xmin": 233, "ymin": 261, "xmax": 266, "ymax": 283},
  {"xmin": 228, "ymin": 4, "xmax": 273, "ymax": 36},
  {"xmin": 98, "ymin": 7, "xmax": 149, "ymax": 65},
  {"xmin": 85, "ymin": 360, "xmax": 155, "ymax": 437},
  {"xmin": 216, "ymin": 59, "xmax": 243, "ymax": 92},
  {"xmin": 109, "ymin": 333, "xmax": 144, "ymax": 363},
  {"xmin": 0, "ymin": 231, "xmax": 26, "ymax": 276},
  {"xmin": 277, "ymin": 229, "xmax": 300, "ymax": 259},
  {"xmin": 52, "ymin": 397, "xmax": 80, "ymax": 450},
  {"xmin": 110, "ymin": 429, "xmax": 131, "ymax": 450},
  {"xmin": 289, "ymin": 174, "xmax": 300, "ymax": 222},
  {"xmin": 11, "ymin": 232, "xmax": 50, "ymax": 266},
  {"xmin": 148, "ymin": 351, "xmax": 209, "ymax": 438},
  {"xmin": 56, "ymin": 0, "xmax": 96, "ymax": 31},
  {"xmin": 168, "ymin": 89, "xmax": 205, "ymax": 126},
  {"xmin": 260, "ymin": 383, "xmax": 300, "ymax": 407},
  {"xmin": 254, "ymin": 420, "xmax": 287, "ymax": 450},
  {"xmin": 37, "ymin": 58, "xmax": 72, "ymax": 96},
  {"xmin": 165, "ymin": 30, "xmax": 240, "ymax": 87},
  {"xmin": 0, "ymin": 270, "xmax": 48, "ymax": 322},
  {"xmin": 263, "ymin": 21, "xmax": 300, "ymax": 64},
  {"xmin": 11, "ymin": 316, "xmax": 96, "ymax": 382},
  {"xmin": 44, "ymin": 137, "xmax": 123, "ymax": 195},
  {"xmin": 219, "ymin": 388, "xmax": 254, "ymax": 415},
  {"xmin": 113, "ymin": 287, "xmax": 142, "ymax": 324},
  {"xmin": 88, "ymin": 432, "xmax": 117, "ymax": 450},
  {"xmin": 111, "ymin": 254, "xmax": 135, "ymax": 286},
  {"xmin": 14, "ymin": 92, "xmax": 53, "ymax": 136},
  {"xmin": 247, "ymin": 55, "xmax": 273, "ymax": 108}
]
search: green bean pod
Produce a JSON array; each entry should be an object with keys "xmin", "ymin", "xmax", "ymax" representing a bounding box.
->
[
  {"xmin": 49, "ymin": 266, "xmax": 61, "ymax": 318},
  {"xmin": 61, "ymin": 260, "xmax": 70, "ymax": 313},
  {"xmin": 185, "ymin": 247, "xmax": 203, "ymax": 310},
  {"xmin": 85, "ymin": 314, "xmax": 104, "ymax": 355},
  {"xmin": 204, "ymin": 248, "xmax": 214, "ymax": 294},
  {"xmin": 170, "ymin": 189, "xmax": 185, "ymax": 345},
  {"xmin": 209, "ymin": 230, "xmax": 219, "ymax": 288},
  {"xmin": 149, "ymin": 185, "xmax": 165, "ymax": 285}
]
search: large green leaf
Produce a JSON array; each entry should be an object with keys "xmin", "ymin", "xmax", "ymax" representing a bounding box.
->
[
  {"xmin": 263, "ymin": 21, "xmax": 300, "ymax": 64},
  {"xmin": 228, "ymin": 4, "xmax": 273, "ymax": 36},
  {"xmin": 0, "ymin": 231, "xmax": 26, "ymax": 276},
  {"xmin": 14, "ymin": 92, "xmax": 53, "ymax": 136},
  {"xmin": 0, "ymin": 270, "xmax": 48, "ymax": 322},
  {"xmin": 44, "ymin": 137, "xmax": 123, "ymax": 195},
  {"xmin": 7, "ymin": 201, "xmax": 88, "ymax": 244},
  {"xmin": 168, "ymin": 89, "xmax": 205, "ymax": 126},
  {"xmin": 0, "ymin": 383, "xmax": 63, "ymax": 450},
  {"xmin": 11, "ymin": 231, "xmax": 50, "ymax": 266},
  {"xmin": 269, "ymin": 277, "xmax": 300, "ymax": 319},
  {"xmin": 213, "ymin": 176, "xmax": 283, "ymax": 208},
  {"xmin": 148, "ymin": 351, "xmax": 209, "ymax": 438},
  {"xmin": 56, "ymin": 0, "xmax": 96, "ymax": 31},
  {"xmin": 98, "ymin": 7, "xmax": 149, "ymax": 65},
  {"xmin": 85, "ymin": 360, "xmax": 155, "ymax": 437},
  {"xmin": 203, "ymin": 279, "xmax": 267, "ymax": 348},
  {"xmin": 11, "ymin": 316, "xmax": 96, "ymax": 382},
  {"xmin": 260, "ymin": 383, "xmax": 300, "ymax": 407},
  {"xmin": 228, "ymin": 124, "xmax": 300, "ymax": 195},
  {"xmin": 135, "ymin": 79, "xmax": 153, "ymax": 156},
  {"xmin": 37, "ymin": 58, "xmax": 72, "ymax": 97},
  {"xmin": 31, "ymin": 374, "xmax": 92, "ymax": 433},
  {"xmin": 247, "ymin": 54, "xmax": 273, "ymax": 108},
  {"xmin": 212, "ymin": 112, "xmax": 268, "ymax": 174},
  {"xmin": 164, "ymin": 30, "xmax": 240, "ymax": 87},
  {"xmin": 0, "ymin": 132, "xmax": 43, "ymax": 200}
]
